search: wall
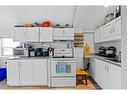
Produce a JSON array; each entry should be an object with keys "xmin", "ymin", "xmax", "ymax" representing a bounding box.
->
[
  {"xmin": 0, "ymin": 6, "xmax": 118, "ymax": 32},
  {"xmin": 94, "ymin": 40, "xmax": 121, "ymax": 54},
  {"xmin": 84, "ymin": 32, "xmax": 94, "ymax": 53},
  {"xmin": 73, "ymin": 6, "xmax": 118, "ymax": 32},
  {"xmin": 0, "ymin": 6, "xmax": 75, "ymax": 27},
  {"xmin": 121, "ymin": 6, "xmax": 127, "ymax": 89}
]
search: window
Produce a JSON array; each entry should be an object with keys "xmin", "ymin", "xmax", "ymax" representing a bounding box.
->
[{"xmin": 1, "ymin": 38, "xmax": 20, "ymax": 56}]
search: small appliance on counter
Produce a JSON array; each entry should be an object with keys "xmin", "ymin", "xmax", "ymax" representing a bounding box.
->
[
  {"xmin": 98, "ymin": 46, "xmax": 116, "ymax": 58},
  {"xmin": 28, "ymin": 48, "xmax": 36, "ymax": 57},
  {"xmin": 28, "ymin": 47, "xmax": 54, "ymax": 57},
  {"xmin": 48, "ymin": 47, "xmax": 54, "ymax": 57},
  {"xmin": 99, "ymin": 46, "xmax": 106, "ymax": 56},
  {"xmin": 13, "ymin": 48, "xmax": 28, "ymax": 56},
  {"xmin": 106, "ymin": 46, "xmax": 116, "ymax": 58}
]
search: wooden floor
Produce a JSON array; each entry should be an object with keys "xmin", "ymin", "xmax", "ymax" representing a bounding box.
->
[{"xmin": 0, "ymin": 77, "xmax": 101, "ymax": 90}]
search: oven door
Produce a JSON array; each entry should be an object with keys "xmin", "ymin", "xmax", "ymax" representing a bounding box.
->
[{"xmin": 51, "ymin": 60, "xmax": 76, "ymax": 77}]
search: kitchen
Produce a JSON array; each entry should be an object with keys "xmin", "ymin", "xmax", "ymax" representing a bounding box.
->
[{"xmin": 0, "ymin": 6, "xmax": 124, "ymax": 89}]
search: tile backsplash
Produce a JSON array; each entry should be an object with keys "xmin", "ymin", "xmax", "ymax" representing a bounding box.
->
[{"xmin": 94, "ymin": 40, "xmax": 121, "ymax": 54}]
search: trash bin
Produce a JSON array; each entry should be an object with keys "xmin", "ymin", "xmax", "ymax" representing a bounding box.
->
[{"xmin": 0, "ymin": 68, "xmax": 6, "ymax": 81}]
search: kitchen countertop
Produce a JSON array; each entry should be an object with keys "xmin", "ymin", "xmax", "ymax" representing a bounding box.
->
[
  {"xmin": 7, "ymin": 56, "xmax": 51, "ymax": 60},
  {"xmin": 84, "ymin": 54, "xmax": 121, "ymax": 67}
]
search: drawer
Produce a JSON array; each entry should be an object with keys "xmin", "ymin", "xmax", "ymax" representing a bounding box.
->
[{"xmin": 51, "ymin": 77, "xmax": 76, "ymax": 87}]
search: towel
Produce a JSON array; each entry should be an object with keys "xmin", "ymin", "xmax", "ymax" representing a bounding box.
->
[{"xmin": 56, "ymin": 62, "xmax": 66, "ymax": 73}]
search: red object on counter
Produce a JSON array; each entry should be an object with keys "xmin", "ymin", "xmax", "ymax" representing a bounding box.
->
[{"xmin": 41, "ymin": 21, "xmax": 51, "ymax": 27}]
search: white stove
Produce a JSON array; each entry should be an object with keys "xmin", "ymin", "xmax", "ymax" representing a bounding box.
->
[{"xmin": 50, "ymin": 48, "xmax": 76, "ymax": 87}]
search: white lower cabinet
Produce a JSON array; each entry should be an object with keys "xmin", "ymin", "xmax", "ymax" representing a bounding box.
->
[
  {"xmin": 107, "ymin": 63, "xmax": 121, "ymax": 89},
  {"xmin": 90, "ymin": 58, "xmax": 121, "ymax": 89},
  {"xmin": 20, "ymin": 60, "xmax": 33, "ymax": 85},
  {"xmin": 7, "ymin": 59, "xmax": 48, "ymax": 86},
  {"xmin": 33, "ymin": 59, "xmax": 48, "ymax": 85},
  {"xmin": 7, "ymin": 60, "xmax": 20, "ymax": 86},
  {"xmin": 94, "ymin": 59, "xmax": 107, "ymax": 89}
]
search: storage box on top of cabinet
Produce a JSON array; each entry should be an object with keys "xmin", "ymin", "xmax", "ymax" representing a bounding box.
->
[
  {"xmin": 53, "ymin": 28, "xmax": 74, "ymax": 40},
  {"xmin": 94, "ymin": 16, "xmax": 121, "ymax": 43}
]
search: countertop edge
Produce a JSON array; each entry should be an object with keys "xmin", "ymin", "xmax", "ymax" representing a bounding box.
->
[{"xmin": 84, "ymin": 55, "xmax": 121, "ymax": 67}]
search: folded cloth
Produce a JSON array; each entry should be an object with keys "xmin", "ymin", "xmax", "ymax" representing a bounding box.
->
[{"xmin": 56, "ymin": 62, "xmax": 66, "ymax": 73}]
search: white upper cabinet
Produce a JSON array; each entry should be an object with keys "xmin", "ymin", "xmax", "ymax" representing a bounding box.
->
[
  {"xmin": 102, "ymin": 23, "xmax": 112, "ymax": 41},
  {"xmin": 53, "ymin": 28, "xmax": 74, "ymax": 40},
  {"xmin": 40, "ymin": 27, "xmax": 53, "ymax": 42},
  {"xmin": 25, "ymin": 27, "xmax": 39, "ymax": 42},
  {"xmin": 95, "ymin": 28, "xmax": 103, "ymax": 43},
  {"xmin": 13, "ymin": 27, "xmax": 25, "ymax": 42},
  {"xmin": 113, "ymin": 17, "xmax": 121, "ymax": 39},
  {"xmin": 0, "ymin": 27, "xmax": 74, "ymax": 42},
  {"xmin": 63, "ymin": 28, "xmax": 74, "ymax": 37},
  {"xmin": 0, "ymin": 27, "xmax": 14, "ymax": 38},
  {"xmin": 53, "ymin": 28, "xmax": 63, "ymax": 38},
  {"xmin": 95, "ymin": 16, "xmax": 121, "ymax": 43}
]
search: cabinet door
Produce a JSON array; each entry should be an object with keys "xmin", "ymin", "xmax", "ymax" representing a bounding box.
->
[
  {"xmin": 63, "ymin": 28, "xmax": 74, "ymax": 37},
  {"xmin": 94, "ymin": 30, "xmax": 98, "ymax": 43},
  {"xmin": 7, "ymin": 60, "xmax": 20, "ymax": 86},
  {"xmin": 94, "ymin": 58, "xmax": 107, "ymax": 89},
  {"xmin": 40, "ymin": 27, "xmax": 53, "ymax": 42},
  {"xmin": 33, "ymin": 59, "xmax": 48, "ymax": 85},
  {"xmin": 13, "ymin": 27, "xmax": 25, "ymax": 42},
  {"xmin": 0, "ymin": 27, "xmax": 14, "ymax": 38},
  {"xmin": 95, "ymin": 28, "xmax": 103, "ymax": 42},
  {"xmin": 107, "ymin": 63, "xmax": 121, "ymax": 89},
  {"xmin": 114, "ymin": 17, "xmax": 121, "ymax": 40},
  {"xmin": 102, "ymin": 23, "xmax": 111, "ymax": 41},
  {"xmin": 89, "ymin": 59, "xmax": 96, "ymax": 80},
  {"xmin": 25, "ymin": 27, "xmax": 39, "ymax": 42},
  {"xmin": 20, "ymin": 60, "xmax": 33, "ymax": 85},
  {"xmin": 53, "ymin": 28, "xmax": 64, "ymax": 40}
]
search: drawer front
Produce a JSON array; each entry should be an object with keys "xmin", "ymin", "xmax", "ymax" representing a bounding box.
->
[{"xmin": 51, "ymin": 77, "xmax": 76, "ymax": 87}]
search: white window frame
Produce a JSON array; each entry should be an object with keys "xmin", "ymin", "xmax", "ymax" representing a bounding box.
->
[{"xmin": 1, "ymin": 38, "xmax": 20, "ymax": 56}]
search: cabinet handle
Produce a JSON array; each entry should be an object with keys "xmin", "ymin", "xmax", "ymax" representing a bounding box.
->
[
  {"xmin": 107, "ymin": 66, "xmax": 109, "ymax": 71},
  {"xmin": 112, "ymin": 27, "xmax": 114, "ymax": 33},
  {"xmin": 110, "ymin": 28, "xmax": 112, "ymax": 33},
  {"xmin": 105, "ymin": 65, "xmax": 106, "ymax": 70},
  {"xmin": 17, "ymin": 63, "xmax": 21, "ymax": 67}
]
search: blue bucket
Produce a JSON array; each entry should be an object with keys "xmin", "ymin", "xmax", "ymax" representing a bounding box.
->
[{"xmin": 0, "ymin": 68, "xmax": 6, "ymax": 81}]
